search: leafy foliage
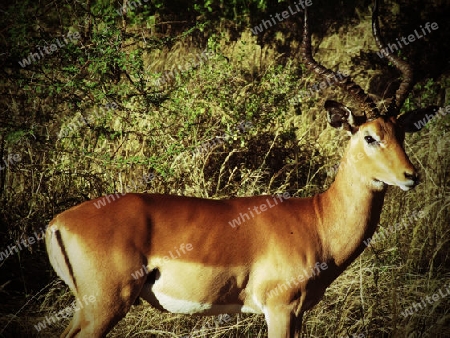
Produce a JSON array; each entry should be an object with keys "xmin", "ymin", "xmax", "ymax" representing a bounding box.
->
[{"xmin": 0, "ymin": 0, "xmax": 449, "ymax": 337}]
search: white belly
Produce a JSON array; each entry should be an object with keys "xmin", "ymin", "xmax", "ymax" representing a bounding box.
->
[{"xmin": 138, "ymin": 260, "xmax": 262, "ymax": 315}]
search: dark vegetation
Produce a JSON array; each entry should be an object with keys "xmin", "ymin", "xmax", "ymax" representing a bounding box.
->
[{"xmin": 0, "ymin": 0, "xmax": 449, "ymax": 336}]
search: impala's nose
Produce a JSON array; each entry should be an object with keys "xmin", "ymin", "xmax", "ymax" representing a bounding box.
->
[{"xmin": 404, "ymin": 171, "xmax": 419, "ymax": 187}]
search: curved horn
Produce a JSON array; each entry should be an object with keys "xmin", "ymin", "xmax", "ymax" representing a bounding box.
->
[
  {"xmin": 301, "ymin": 7, "xmax": 380, "ymax": 120},
  {"xmin": 372, "ymin": 0, "xmax": 413, "ymax": 115}
]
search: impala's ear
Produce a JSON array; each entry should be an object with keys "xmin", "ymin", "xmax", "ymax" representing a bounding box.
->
[
  {"xmin": 325, "ymin": 100, "xmax": 364, "ymax": 134},
  {"xmin": 397, "ymin": 106, "xmax": 442, "ymax": 133}
]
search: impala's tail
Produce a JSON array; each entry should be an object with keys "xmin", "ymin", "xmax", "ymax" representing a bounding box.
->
[{"xmin": 46, "ymin": 221, "xmax": 78, "ymax": 293}]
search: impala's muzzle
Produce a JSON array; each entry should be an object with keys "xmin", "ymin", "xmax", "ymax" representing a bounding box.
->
[{"xmin": 398, "ymin": 169, "xmax": 419, "ymax": 191}]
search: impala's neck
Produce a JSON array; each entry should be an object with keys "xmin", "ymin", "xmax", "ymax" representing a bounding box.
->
[{"xmin": 317, "ymin": 141, "xmax": 387, "ymax": 270}]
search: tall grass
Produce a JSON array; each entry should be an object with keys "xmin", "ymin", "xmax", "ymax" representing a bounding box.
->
[{"xmin": 0, "ymin": 5, "xmax": 449, "ymax": 338}]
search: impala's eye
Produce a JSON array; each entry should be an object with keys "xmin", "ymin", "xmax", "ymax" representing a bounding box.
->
[{"xmin": 364, "ymin": 135, "xmax": 377, "ymax": 144}]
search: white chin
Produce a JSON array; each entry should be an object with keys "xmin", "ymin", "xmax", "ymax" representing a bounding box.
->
[
  {"xmin": 399, "ymin": 184, "xmax": 413, "ymax": 191},
  {"xmin": 372, "ymin": 180, "xmax": 387, "ymax": 190}
]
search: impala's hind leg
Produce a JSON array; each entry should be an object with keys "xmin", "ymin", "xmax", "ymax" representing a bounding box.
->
[
  {"xmin": 61, "ymin": 309, "xmax": 81, "ymax": 338},
  {"xmin": 61, "ymin": 269, "xmax": 147, "ymax": 337},
  {"xmin": 59, "ymin": 291, "xmax": 136, "ymax": 337}
]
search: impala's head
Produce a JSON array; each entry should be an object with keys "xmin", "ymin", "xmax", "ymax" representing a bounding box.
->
[
  {"xmin": 324, "ymin": 100, "xmax": 438, "ymax": 191},
  {"xmin": 301, "ymin": 0, "xmax": 439, "ymax": 191}
]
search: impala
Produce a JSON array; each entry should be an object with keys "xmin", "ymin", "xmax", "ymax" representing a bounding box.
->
[{"xmin": 46, "ymin": 1, "xmax": 438, "ymax": 337}]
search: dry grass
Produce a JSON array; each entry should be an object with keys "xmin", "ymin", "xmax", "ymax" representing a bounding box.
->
[{"xmin": 1, "ymin": 6, "xmax": 449, "ymax": 338}]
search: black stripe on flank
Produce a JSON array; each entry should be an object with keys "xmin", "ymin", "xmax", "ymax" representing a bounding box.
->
[{"xmin": 55, "ymin": 230, "xmax": 78, "ymax": 292}]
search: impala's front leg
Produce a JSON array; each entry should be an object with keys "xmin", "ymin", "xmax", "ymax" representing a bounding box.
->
[
  {"xmin": 294, "ymin": 311, "xmax": 304, "ymax": 338},
  {"xmin": 264, "ymin": 290, "xmax": 304, "ymax": 338},
  {"xmin": 265, "ymin": 308, "xmax": 303, "ymax": 338},
  {"xmin": 265, "ymin": 308, "xmax": 292, "ymax": 338}
]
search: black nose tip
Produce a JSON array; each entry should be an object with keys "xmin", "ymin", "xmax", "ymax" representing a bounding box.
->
[{"xmin": 405, "ymin": 172, "xmax": 419, "ymax": 185}]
